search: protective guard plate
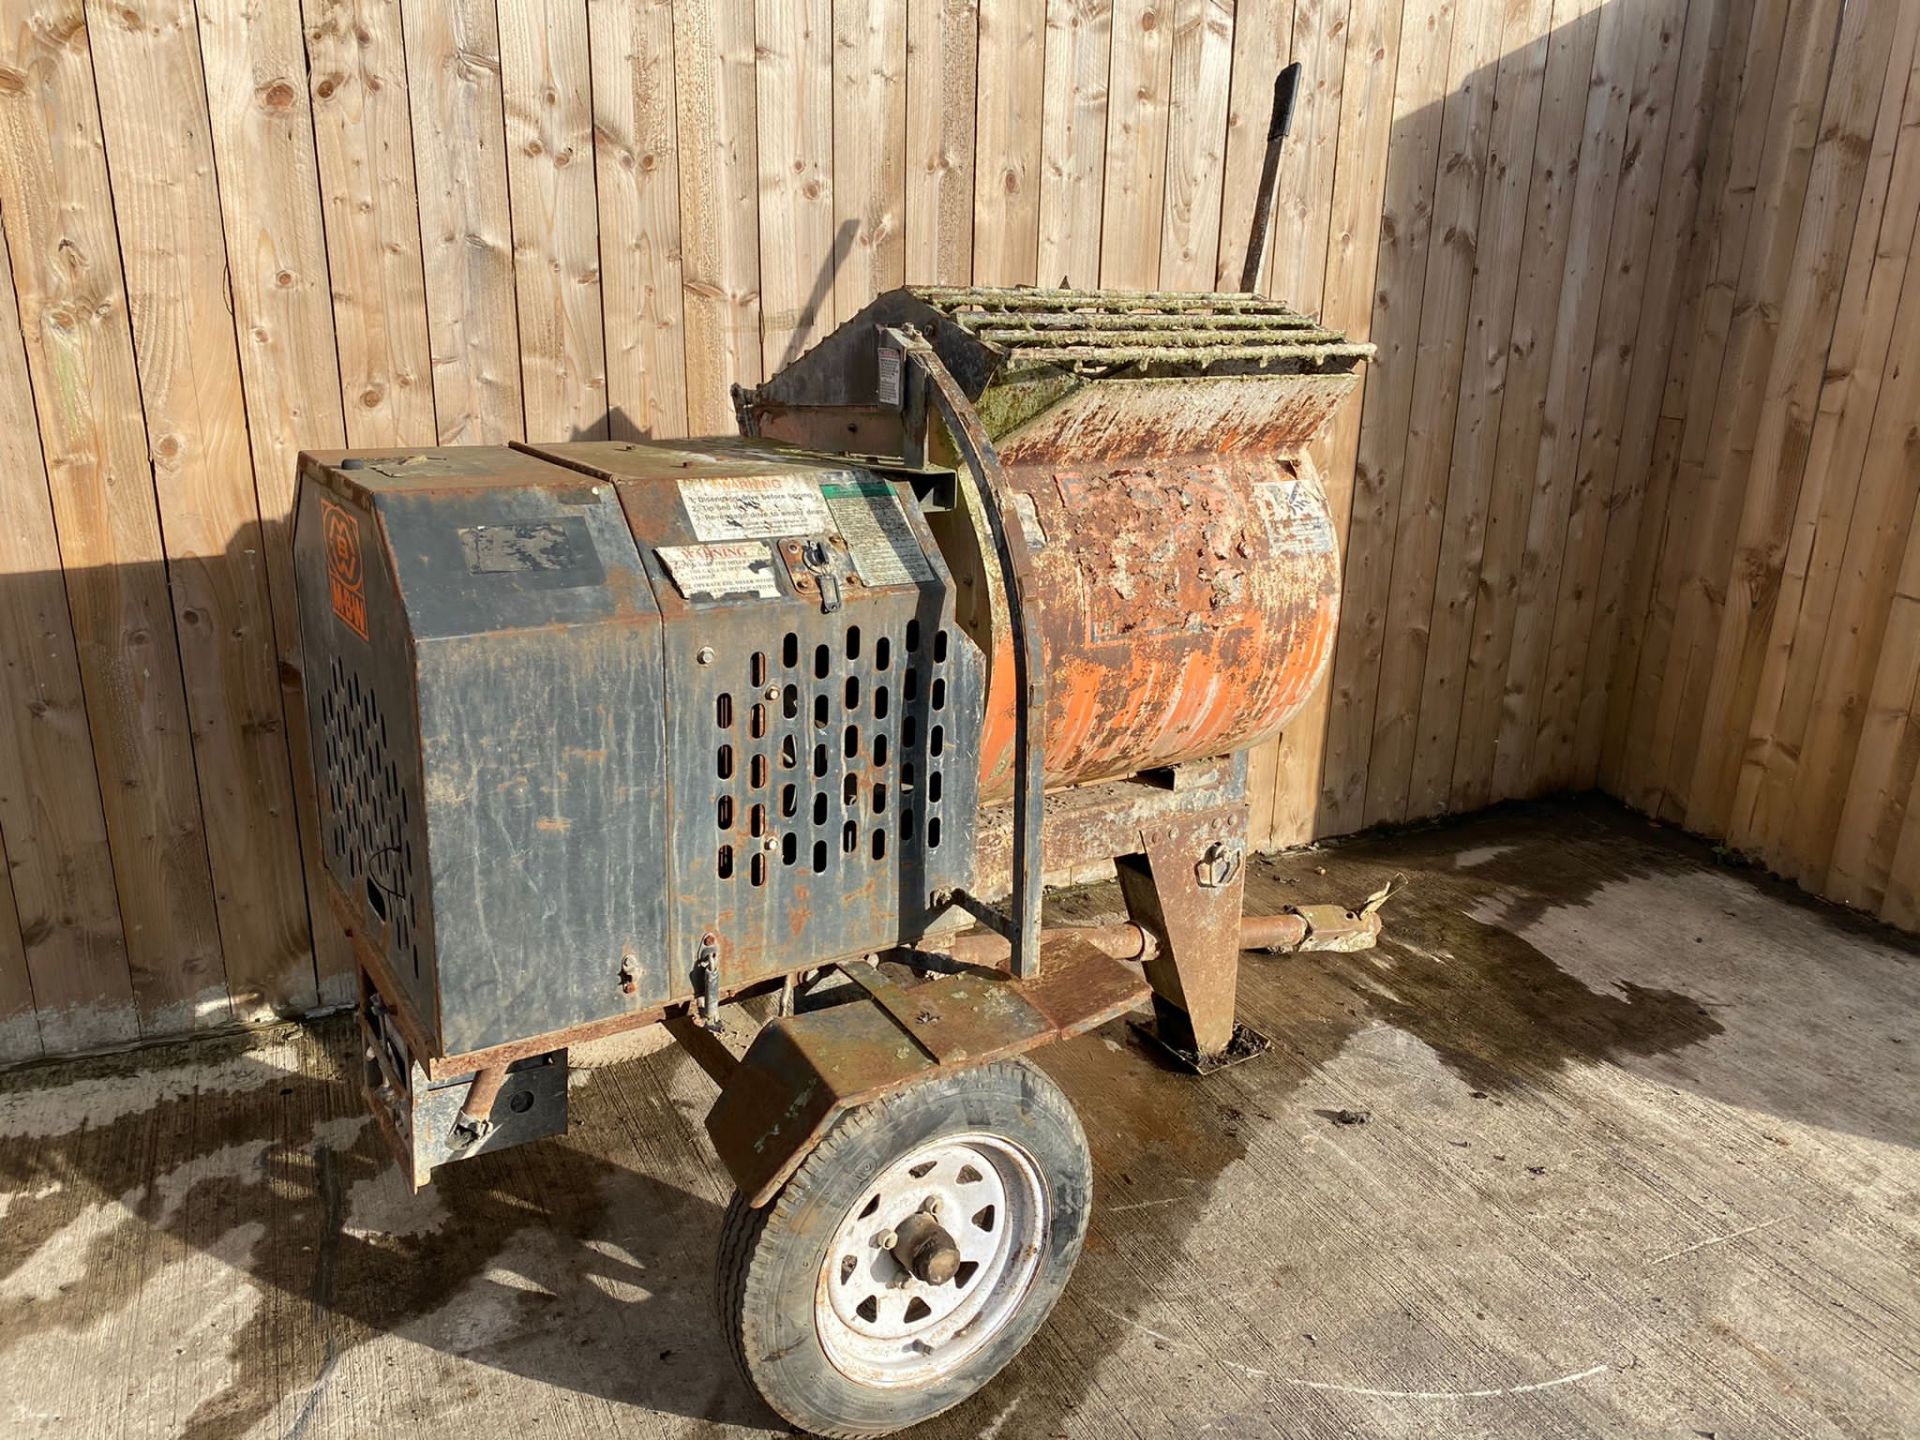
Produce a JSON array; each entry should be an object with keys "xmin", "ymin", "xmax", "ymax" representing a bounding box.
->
[
  {"xmin": 708, "ymin": 937, "xmax": 1148, "ymax": 1205},
  {"xmin": 522, "ymin": 439, "xmax": 984, "ymax": 996}
]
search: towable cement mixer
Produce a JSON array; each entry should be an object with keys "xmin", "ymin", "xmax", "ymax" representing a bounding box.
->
[{"xmin": 294, "ymin": 282, "xmax": 1373, "ymax": 1436}]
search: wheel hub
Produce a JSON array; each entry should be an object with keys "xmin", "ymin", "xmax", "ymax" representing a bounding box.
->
[
  {"xmin": 889, "ymin": 1209, "xmax": 964, "ymax": 1284},
  {"xmin": 815, "ymin": 1133, "xmax": 1047, "ymax": 1387}
]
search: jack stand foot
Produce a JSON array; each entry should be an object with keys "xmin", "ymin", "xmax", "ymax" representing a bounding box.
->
[{"xmin": 1130, "ymin": 1017, "xmax": 1270, "ymax": 1075}]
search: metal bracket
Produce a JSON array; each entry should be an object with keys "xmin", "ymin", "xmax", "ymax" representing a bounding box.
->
[
  {"xmin": 1194, "ymin": 839, "xmax": 1244, "ymax": 889},
  {"xmin": 1118, "ymin": 807, "xmax": 1257, "ymax": 1065},
  {"xmin": 883, "ymin": 324, "xmax": 1047, "ymax": 979},
  {"xmin": 707, "ymin": 938, "xmax": 1148, "ymax": 1205}
]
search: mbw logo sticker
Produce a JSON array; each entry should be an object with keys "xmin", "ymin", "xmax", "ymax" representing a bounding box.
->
[{"xmin": 322, "ymin": 499, "xmax": 369, "ymax": 640}]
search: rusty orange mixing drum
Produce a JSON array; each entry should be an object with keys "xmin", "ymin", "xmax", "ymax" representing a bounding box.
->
[
  {"xmin": 974, "ymin": 448, "xmax": 1341, "ymax": 799},
  {"xmin": 747, "ymin": 285, "xmax": 1368, "ymax": 803}
]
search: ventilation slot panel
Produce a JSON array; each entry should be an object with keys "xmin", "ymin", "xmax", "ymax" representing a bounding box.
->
[
  {"xmin": 319, "ymin": 656, "xmax": 422, "ymax": 979},
  {"xmin": 707, "ymin": 622, "xmax": 952, "ymax": 891}
]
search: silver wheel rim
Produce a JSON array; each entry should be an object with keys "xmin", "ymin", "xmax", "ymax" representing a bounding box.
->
[{"xmin": 815, "ymin": 1132, "xmax": 1047, "ymax": 1388}]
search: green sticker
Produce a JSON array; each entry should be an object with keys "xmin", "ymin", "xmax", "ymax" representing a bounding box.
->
[{"xmin": 819, "ymin": 480, "xmax": 894, "ymax": 499}]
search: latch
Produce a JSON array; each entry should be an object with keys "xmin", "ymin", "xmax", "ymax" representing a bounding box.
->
[
  {"xmin": 1194, "ymin": 839, "xmax": 1244, "ymax": 889},
  {"xmin": 778, "ymin": 534, "xmax": 852, "ymax": 614},
  {"xmin": 694, "ymin": 935, "xmax": 724, "ymax": 1030}
]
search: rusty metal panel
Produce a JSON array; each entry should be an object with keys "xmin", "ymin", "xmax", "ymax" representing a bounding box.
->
[
  {"xmin": 972, "ymin": 452, "xmax": 1341, "ymax": 800},
  {"xmin": 970, "ymin": 756, "xmax": 1248, "ymax": 899},
  {"xmin": 520, "ymin": 439, "xmax": 985, "ymax": 997},
  {"xmin": 296, "ymin": 460, "xmax": 441, "ymax": 1038},
  {"xmin": 837, "ymin": 963, "xmax": 1053, "ymax": 1066},
  {"xmin": 294, "ymin": 449, "xmax": 672, "ymax": 1056},
  {"xmin": 707, "ymin": 941, "xmax": 1150, "ymax": 1205},
  {"xmin": 992, "ymin": 373, "xmax": 1359, "ymax": 465}
]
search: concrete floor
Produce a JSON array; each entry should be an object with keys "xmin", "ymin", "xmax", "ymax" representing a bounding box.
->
[{"xmin": 1, "ymin": 796, "xmax": 1916, "ymax": 1440}]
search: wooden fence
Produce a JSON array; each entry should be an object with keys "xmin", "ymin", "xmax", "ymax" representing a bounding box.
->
[
  {"xmin": 0, "ymin": 0, "xmax": 1908, "ymax": 1061},
  {"xmin": 1605, "ymin": 1, "xmax": 1920, "ymax": 927}
]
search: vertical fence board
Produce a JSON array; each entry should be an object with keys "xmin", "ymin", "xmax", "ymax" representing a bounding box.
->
[
  {"xmin": 834, "ymin": 0, "xmax": 909, "ymax": 320},
  {"xmin": 1741, "ymin": 33, "xmax": 1920, "ymax": 871},
  {"xmin": 1038, "ymin": 0, "xmax": 1112, "ymax": 287},
  {"xmin": 305, "ymin": 0, "xmax": 438, "ymax": 447},
  {"xmin": 1618, "ymin": 0, "xmax": 1793, "ymax": 816},
  {"xmin": 905, "ymin": 0, "xmax": 978, "ymax": 284},
  {"xmin": 676, "ymin": 0, "xmax": 762, "ymax": 430},
  {"xmin": 500, "ymin": 0, "xmax": 608, "ymax": 441},
  {"xmin": 1554, "ymin": 0, "xmax": 1710, "ymax": 789},
  {"xmin": 1599, "ymin": 0, "xmax": 1756, "ymax": 794},
  {"xmin": 1317, "ymin": 0, "xmax": 1455, "ymax": 835},
  {"xmin": 1361, "ymin": 0, "xmax": 1504, "ymax": 825},
  {"xmin": 589, "ymin": 0, "xmax": 688, "ymax": 439},
  {"xmin": 1687, "ymin": 0, "xmax": 1905, "ymax": 838},
  {"xmin": 1650, "ymin": 0, "xmax": 1843, "ymax": 828},
  {"xmin": 1213, "ymin": 0, "xmax": 1289, "ymax": 292},
  {"xmin": 1156, "ymin": 0, "xmax": 1233, "ymax": 291},
  {"xmin": 1263, "ymin": 0, "xmax": 1397, "ymax": 849},
  {"xmin": 1488, "ymin": 0, "xmax": 1639, "ymax": 801},
  {"xmin": 1403, "ymin": 0, "xmax": 1554, "ymax": 817},
  {"xmin": 402, "ymin": 0, "xmax": 524, "ymax": 443},
  {"xmin": 1268, "ymin": 0, "xmax": 1351, "ymax": 307},
  {"xmin": 197, "ymin": 0, "xmax": 356, "ymax": 1004},
  {"xmin": 0, "ymin": 835, "xmax": 37, "ymax": 1061},
  {"xmin": 973, "ymin": 0, "xmax": 1045, "ymax": 284},
  {"xmin": 1099, "ymin": 0, "xmax": 1176, "ymax": 288},
  {"xmin": 1449, "ymin": 0, "xmax": 1604, "ymax": 812},
  {"xmin": 756, "ymin": 0, "xmax": 835, "ymax": 369}
]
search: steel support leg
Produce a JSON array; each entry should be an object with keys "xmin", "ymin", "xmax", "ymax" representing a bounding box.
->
[{"xmin": 1116, "ymin": 805, "xmax": 1267, "ymax": 1071}]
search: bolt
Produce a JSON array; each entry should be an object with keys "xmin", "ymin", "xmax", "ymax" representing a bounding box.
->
[
  {"xmin": 921, "ymin": 1195, "xmax": 940, "ymax": 1216},
  {"xmin": 763, "ymin": 837, "xmax": 779, "ymax": 852},
  {"xmin": 696, "ymin": 646, "xmax": 715, "ymax": 665},
  {"xmin": 876, "ymin": 1229, "xmax": 898, "ymax": 1250},
  {"xmin": 764, "ymin": 684, "xmax": 780, "ymax": 700}
]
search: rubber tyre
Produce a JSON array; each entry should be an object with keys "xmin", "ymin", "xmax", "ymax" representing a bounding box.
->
[{"xmin": 717, "ymin": 1059, "xmax": 1091, "ymax": 1438}]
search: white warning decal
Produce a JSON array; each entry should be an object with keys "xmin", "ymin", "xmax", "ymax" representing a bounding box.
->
[
  {"xmin": 822, "ymin": 480, "xmax": 934, "ymax": 587},
  {"xmin": 1250, "ymin": 479, "xmax": 1338, "ymax": 557},
  {"xmin": 677, "ymin": 473, "xmax": 832, "ymax": 541},
  {"xmin": 657, "ymin": 541, "xmax": 782, "ymax": 601}
]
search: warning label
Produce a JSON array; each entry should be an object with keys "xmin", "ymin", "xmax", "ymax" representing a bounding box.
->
[
  {"xmin": 657, "ymin": 541, "xmax": 783, "ymax": 601},
  {"xmin": 678, "ymin": 473, "xmax": 831, "ymax": 542},
  {"xmin": 1250, "ymin": 479, "xmax": 1338, "ymax": 557},
  {"xmin": 321, "ymin": 498, "xmax": 369, "ymax": 640},
  {"xmin": 822, "ymin": 480, "xmax": 934, "ymax": 588}
]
